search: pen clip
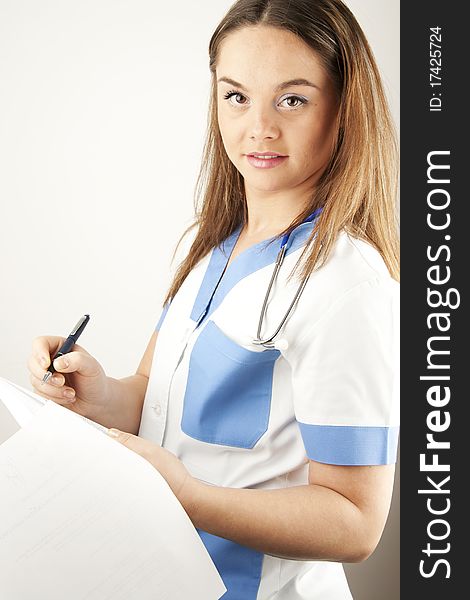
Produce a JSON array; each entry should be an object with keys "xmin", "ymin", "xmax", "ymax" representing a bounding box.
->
[{"xmin": 70, "ymin": 315, "xmax": 89, "ymax": 336}]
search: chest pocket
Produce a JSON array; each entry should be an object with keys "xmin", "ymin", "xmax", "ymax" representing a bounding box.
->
[{"xmin": 181, "ymin": 320, "xmax": 280, "ymax": 449}]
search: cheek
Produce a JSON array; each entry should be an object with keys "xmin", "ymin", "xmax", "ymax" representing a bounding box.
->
[
  {"xmin": 217, "ymin": 109, "xmax": 230, "ymax": 140},
  {"xmin": 218, "ymin": 114, "xmax": 242, "ymax": 159},
  {"xmin": 300, "ymin": 118, "xmax": 337, "ymax": 163}
]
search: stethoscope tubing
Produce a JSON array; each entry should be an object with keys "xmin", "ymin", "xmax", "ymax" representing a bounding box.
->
[
  {"xmin": 252, "ymin": 207, "xmax": 322, "ymax": 348},
  {"xmin": 253, "ymin": 261, "xmax": 311, "ymax": 348}
]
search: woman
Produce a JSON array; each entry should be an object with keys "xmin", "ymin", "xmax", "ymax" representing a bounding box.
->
[{"xmin": 28, "ymin": 0, "xmax": 399, "ymax": 598}]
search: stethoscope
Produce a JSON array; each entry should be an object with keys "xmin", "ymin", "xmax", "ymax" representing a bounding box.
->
[{"xmin": 252, "ymin": 207, "xmax": 323, "ymax": 350}]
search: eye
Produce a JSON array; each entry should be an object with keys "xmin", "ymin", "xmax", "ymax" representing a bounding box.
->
[
  {"xmin": 222, "ymin": 90, "xmax": 308, "ymax": 110},
  {"xmin": 223, "ymin": 90, "xmax": 249, "ymax": 106},
  {"xmin": 279, "ymin": 95, "xmax": 308, "ymax": 109}
]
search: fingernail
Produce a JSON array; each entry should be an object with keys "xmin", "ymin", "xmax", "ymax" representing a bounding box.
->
[
  {"xmin": 63, "ymin": 389, "xmax": 75, "ymax": 399},
  {"xmin": 51, "ymin": 375, "xmax": 62, "ymax": 386},
  {"xmin": 54, "ymin": 358, "xmax": 68, "ymax": 370},
  {"xmin": 107, "ymin": 428, "xmax": 120, "ymax": 438}
]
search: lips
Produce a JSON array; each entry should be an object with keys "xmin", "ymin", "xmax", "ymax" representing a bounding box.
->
[
  {"xmin": 247, "ymin": 152, "xmax": 287, "ymax": 158},
  {"xmin": 245, "ymin": 153, "xmax": 288, "ymax": 169}
]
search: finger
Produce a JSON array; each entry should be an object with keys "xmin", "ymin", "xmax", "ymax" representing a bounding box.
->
[
  {"xmin": 28, "ymin": 354, "xmax": 48, "ymax": 380},
  {"xmin": 30, "ymin": 373, "xmax": 76, "ymax": 404},
  {"xmin": 28, "ymin": 355, "xmax": 67, "ymax": 388},
  {"xmin": 53, "ymin": 351, "xmax": 100, "ymax": 377},
  {"xmin": 31, "ymin": 336, "xmax": 66, "ymax": 370},
  {"xmin": 107, "ymin": 429, "xmax": 151, "ymax": 457},
  {"xmin": 107, "ymin": 429, "xmax": 133, "ymax": 444}
]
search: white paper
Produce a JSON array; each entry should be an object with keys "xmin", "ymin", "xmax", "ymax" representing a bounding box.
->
[
  {"xmin": 0, "ymin": 377, "xmax": 46, "ymax": 428},
  {"xmin": 0, "ymin": 377, "xmax": 109, "ymax": 435},
  {"xmin": 0, "ymin": 379, "xmax": 226, "ymax": 600}
]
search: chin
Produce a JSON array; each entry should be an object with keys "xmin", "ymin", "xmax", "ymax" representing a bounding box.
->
[{"xmin": 244, "ymin": 175, "xmax": 292, "ymax": 194}]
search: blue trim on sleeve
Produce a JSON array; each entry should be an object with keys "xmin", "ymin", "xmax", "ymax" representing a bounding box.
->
[
  {"xmin": 198, "ymin": 530, "xmax": 263, "ymax": 600},
  {"xmin": 155, "ymin": 303, "xmax": 170, "ymax": 331},
  {"xmin": 190, "ymin": 219, "xmax": 318, "ymax": 326},
  {"xmin": 298, "ymin": 422, "xmax": 400, "ymax": 465}
]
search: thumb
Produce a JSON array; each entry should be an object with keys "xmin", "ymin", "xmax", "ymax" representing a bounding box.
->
[
  {"xmin": 107, "ymin": 428, "xmax": 133, "ymax": 444},
  {"xmin": 107, "ymin": 427, "xmax": 146, "ymax": 454},
  {"xmin": 106, "ymin": 429, "xmax": 155, "ymax": 462},
  {"xmin": 53, "ymin": 351, "xmax": 102, "ymax": 377}
]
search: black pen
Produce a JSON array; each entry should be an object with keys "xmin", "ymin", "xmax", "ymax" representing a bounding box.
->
[{"xmin": 42, "ymin": 315, "xmax": 90, "ymax": 384}]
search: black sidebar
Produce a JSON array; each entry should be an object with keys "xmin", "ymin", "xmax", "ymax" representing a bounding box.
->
[{"xmin": 401, "ymin": 2, "xmax": 466, "ymax": 598}]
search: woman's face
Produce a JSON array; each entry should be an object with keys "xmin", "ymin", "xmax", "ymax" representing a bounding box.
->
[{"xmin": 216, "ymin": 25, "xmax": 339, "ymax": 197}]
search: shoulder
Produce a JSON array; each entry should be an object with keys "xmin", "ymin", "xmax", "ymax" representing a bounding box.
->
[
  {"xmin": 287, "ymin": 231, "xmax": 398, "ymax": 339},
  {"xmin": 309, "ymin": 231, "xmax": 398, "ymax": 305},
  {"xmin": 322, "ymin": 231, "xmax": 395, "ymax": 286}
]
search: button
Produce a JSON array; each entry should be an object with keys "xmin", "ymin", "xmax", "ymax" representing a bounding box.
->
[{"xmin": 153, "ymin": 404, "xmax": 162, "ymax": 416}]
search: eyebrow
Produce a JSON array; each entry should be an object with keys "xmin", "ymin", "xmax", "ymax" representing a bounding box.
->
[{"xmin": 217, "ymin": 76, "xmax": 320, "ymax": 92}]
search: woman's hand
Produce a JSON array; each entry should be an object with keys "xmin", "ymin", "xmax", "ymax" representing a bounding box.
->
[
  {"xmin": 28, "ymin": 335, "xmax": 110, "ymax": 422},
  {"xmin": 107, "ymin": 429, "xmax": 199, "ymax": 514}
]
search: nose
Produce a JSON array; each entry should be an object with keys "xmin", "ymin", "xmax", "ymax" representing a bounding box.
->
[{"xmin": 249, "ymin": 105, "xmax": 280, "ymax": 141}]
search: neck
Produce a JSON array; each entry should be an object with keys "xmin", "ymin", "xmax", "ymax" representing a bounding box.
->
[{"xmin": 243, "ymin": 185, "xmax": 312, "ymax": 237}]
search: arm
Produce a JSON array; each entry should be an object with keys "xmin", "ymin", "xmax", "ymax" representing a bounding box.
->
[
  {"xmin": 109, "ymin": 430, "xmax": 396, "ymax": 563},
  {"xmin": 101, "ymin": 330, "xmax": 158, "ymax": 434},
  {"xmin": 185, "ymin": 460, "xmax": 395, "ymax": 563}
]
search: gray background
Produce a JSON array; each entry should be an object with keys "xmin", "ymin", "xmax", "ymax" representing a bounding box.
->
[{"xmin": 0, "ymin": 1, "xmax": 399, "ymax": 597}]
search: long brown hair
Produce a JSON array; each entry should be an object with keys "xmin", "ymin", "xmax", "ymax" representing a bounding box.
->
[{"xmin": 164, "ymin": 0, "xmax": 399, "ymax": 305}]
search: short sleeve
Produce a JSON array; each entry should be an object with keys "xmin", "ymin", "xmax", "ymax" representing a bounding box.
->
[
  {"xmin": 291, "ymin": 277, "xmax": 399, "ymax": 466},
  {"xmin": 155, "ymin": 303, "xmax": 170, "ymax": 332}
]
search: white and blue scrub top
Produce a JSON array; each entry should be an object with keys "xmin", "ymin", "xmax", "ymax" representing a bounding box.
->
[{"xmin": 139, "ymin": 218, "xmax": 400, "ymax": 600}]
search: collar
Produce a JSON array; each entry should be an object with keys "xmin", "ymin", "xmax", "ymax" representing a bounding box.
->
[{"xmin": 190, "ymin": 218, "xmax": 319, "ymax": 326}]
